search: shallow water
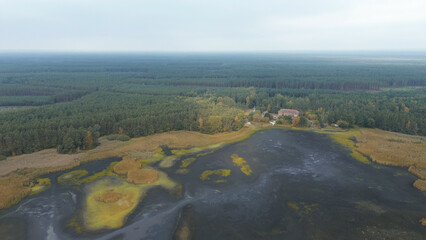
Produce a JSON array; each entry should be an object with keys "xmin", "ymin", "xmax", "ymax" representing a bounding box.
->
[{"xmin": 1, "ymin": 129, "xmax": 425, "ymax": 240}]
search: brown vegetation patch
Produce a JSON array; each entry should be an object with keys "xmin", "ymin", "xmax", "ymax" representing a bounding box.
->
[
  {"xmin": 126, "ymin": 169, "xmax": 159, "ymax": 184},
  {"xmin": 84, "ymin": 128, "xmax": 254, "ymax": 163},
  {"xmin": 0, "ymin": 137, "xmax": 122, "ymax": 178},
  {"xmin": 94, "ymin": 190, "xmax": 122, "ymax": 203},
  {"xmin": 355, "ymin": 128, "xmax": 426, "ymax": 190},
  {"xmin": 356, "ymin": 128, "xmax": 425, "ymax": 169},
  {"xmin": 0, "ymin": 165, "xmax": 80, "ymax": 210},
  {"xmin": 0, "ymin": 173, "xmax": 32, "ymax": 209},
  {"xmin": 413, "ymin": 180, "xmax": 426, "ymax": 192},
  {"xmin": 408, "ymin": 166, "xmax": 426, "ymax": 180},
  {"xmin": 113, "ymin": 157, "xmax": 140, "ymax": 175}
]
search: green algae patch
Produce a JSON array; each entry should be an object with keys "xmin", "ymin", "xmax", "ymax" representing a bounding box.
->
[
  {"xmin": 58, "ymin": 170, "xmax": 89, "ymax": 185},
  {"xmin": 59, "ymin": 162, "xmax": 119, "ymax": 187},
  {"xmin": 30, "ymin": 178, "xmax": 51, "ymax": 195},
  {"xmin": 231, "ymin": 154, "xmax": 253, "ymax": 176},
  {"xmin": 81, "ymin": 170, "xmax": 178, "ymax": 231},
  {"xmin": 200, "ymin": 169, "xmax": 231, "ymax": 181},
  {"xmin": 180, "ymin": 157, "xmax": 197, "ymax": 168},
  {"xmin": 316, "ymin": 129, "xmax": 370, "ymax": 164},
  {"xmin": 79, "ymin": 162, "xmax": 119, "ymax": 185}
]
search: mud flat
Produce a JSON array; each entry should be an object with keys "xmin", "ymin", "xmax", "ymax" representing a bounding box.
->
[{"xmin": 1, "ymin": 129, "xmax": 425, "ymax": 239}]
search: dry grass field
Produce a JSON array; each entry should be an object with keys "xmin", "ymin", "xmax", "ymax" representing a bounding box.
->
[{"xmin": 355, "ymin": 128, "xmax": 426, "ymax": 191}]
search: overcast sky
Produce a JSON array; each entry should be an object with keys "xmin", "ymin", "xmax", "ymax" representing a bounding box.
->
[{"xmin": 1, "ymin": 0, "xmax": 426, "ymax": 52}]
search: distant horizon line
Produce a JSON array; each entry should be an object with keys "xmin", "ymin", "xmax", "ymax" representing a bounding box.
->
[
  {"xmin": 2, "ymin": 49, "xmax": 426, "ymax": 54},
  {"xmin": 2, "ymin": 50, "xmax": 426, "ymax": 58}
]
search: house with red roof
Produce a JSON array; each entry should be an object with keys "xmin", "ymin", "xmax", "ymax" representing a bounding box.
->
[{"xmin": 278, "ymin": 109, "xmax": 299, "ymax": 118}]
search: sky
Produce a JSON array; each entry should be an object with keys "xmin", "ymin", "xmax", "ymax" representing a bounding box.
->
[{"xmin": 1, "ymin": 0, "xmax": 426, "ymax": 52}]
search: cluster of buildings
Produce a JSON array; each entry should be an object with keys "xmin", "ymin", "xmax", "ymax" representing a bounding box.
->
[
  {"xmin": 261, "ymin": 108, "xmax": 299, "ymax": 119},
  {"xmin": 278, "ymin": 109, "xmax": 299, "ymax": 118},
  {"xmin": 258, "ymin": 108, "xmax": 300, "ymax": 126},
  {"xmin": 248, "ymin": 107, "xmax": 300, "ymax": 126}
]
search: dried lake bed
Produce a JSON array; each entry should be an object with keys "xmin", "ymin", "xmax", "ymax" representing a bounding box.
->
[{"xmin": 1, "ymin": 129, "xmax": 425, "ymax": 240}]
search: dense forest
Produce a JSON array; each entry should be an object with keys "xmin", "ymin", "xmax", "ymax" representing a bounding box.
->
[{"xmin": 0, "ymin": 53, "xmax": 425, "ymax": 157}]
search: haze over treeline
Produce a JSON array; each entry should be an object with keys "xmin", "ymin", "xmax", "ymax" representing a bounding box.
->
[{"xmin": 0, "ymin": 54, "xmax": 424, "ymax": 157}]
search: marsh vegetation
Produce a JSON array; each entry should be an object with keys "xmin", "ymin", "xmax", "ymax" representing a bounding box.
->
[
  {"xmin": 0, "ymin": 53, "xmax": 425, "ymax": 239},
  {"xmin": 1, "ymin": 129, "xmax": 425, "ymax": 240}
]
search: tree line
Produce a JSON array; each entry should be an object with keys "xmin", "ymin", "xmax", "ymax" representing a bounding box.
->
[{"xmin": 0, "ymin": 92, "xmax": 244, "ymax": 156}]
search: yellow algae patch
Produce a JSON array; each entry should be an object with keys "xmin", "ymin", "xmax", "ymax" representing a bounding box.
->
[
  {"xmin": 180, "ymin": 157, "xmax": 197, "ymax": 168},
  {"xmin": 113, "ymin": 157, "xmax": 140, "ymax": 175},
  {"xmin": 59, "ymin": 163, "xmax": 119, "ymax": 186},
  {"xmin": 85, "ymin": 179, "xmax": 140, "ymax": 230},
  {"xmin": 420, "ymin": 218, "xmax": 426, "ymax": 227},
  {"xmin": 196, "ymin": 149, "xmax": 216, "ymax": 157},
  {"xmin": 126, "ymin": 169, "xmax": 159, "ymax": 184},
  {"xmin": 231, "ymin": 154, "xmax": 253, "ymax": 176},
  {"xmin": 200, "ymin": 169, "xmax": 231, "ymax": 181},
  {"xmin": 30, "ymin": 178, "xmax": 51, "ymax": 195},
  {"xmin": 215, "ymin": 180, "xmax": 227, "ymax": 183},
  {"xmin": 58, "ymin": 170, "xmax": 89, "ymax": 184},
  {"xmin": 287, "ymin": 201, "xmax": 300, "ymax": 211},
  {"xmin": 83, "ymin": 171, "xmax": 178, "ymax": 231},
  {"xmin": 138, "ymin": 158, "xmax": 157, "ymax": 167},
  {"xmin": 316, "ymin": 129, "xmax": 370, "ymax": 164},
  {"xmin": 172, "ymin": 147, "xmax": 203, "ymax": 156},
  {"xmin": 151, "ymin": 148, "xmax": 166, "ymax": 161},
  {"xmin": 172, "ymin": 143, "xmax": 224, "ymax": 158},
  {"xmin": 94, "ymin": 190, "xmax": 122, "ymax": 203}
]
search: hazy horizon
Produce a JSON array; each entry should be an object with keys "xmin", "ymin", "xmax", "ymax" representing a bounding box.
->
[{"xmin": 1, "ymin": 0, "xmax": 426, "ymax": 52}]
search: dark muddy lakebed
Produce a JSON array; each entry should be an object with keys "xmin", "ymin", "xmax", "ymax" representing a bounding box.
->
[{"xmin": 1, "ymin": 129, "xmax": 426, "ymax": 240}]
